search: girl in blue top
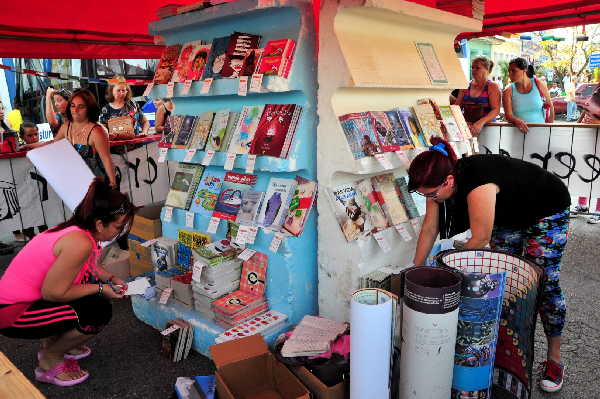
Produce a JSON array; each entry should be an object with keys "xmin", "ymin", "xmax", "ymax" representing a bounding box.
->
[{"xmin": 503, "ymin": 58, "xmax": 554, "ymax": 133}]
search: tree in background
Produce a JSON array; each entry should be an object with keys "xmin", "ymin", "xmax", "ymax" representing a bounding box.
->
[{"xmin": 498, "ymin": 61, "xmax": 509, "ymax": 87}]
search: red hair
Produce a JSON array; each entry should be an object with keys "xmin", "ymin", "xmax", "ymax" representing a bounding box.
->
[{"xmin": 407, "ymin": 137, "xmax": 458, "ymax": 191}]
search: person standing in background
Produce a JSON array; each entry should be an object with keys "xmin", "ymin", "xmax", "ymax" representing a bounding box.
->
[
  {"xmin": 99, "ymin": 76, "xmax": 149, "ymax": 139},
  {"xmin": 45, "ymin": 88, "xmax": 72, "ymax": 134},
  {"xmin": 154, "ymin": 98, "xmax": 174, "ymax": 134},
  {"xmin": 564, "ymin": 75, "xmax": 577, "ymax": 122}
]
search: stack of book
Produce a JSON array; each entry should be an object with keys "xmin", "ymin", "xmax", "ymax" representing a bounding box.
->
[
  {"xmin": 280, "ymin": 315, "xmax": 347, "ymax": 357},
  {"xmin": 215, "ymin": 310, "xmax": 288, "ymax": 343},
  {"xmin": 211, "ymin": 251, "xmax": 269, "ymax": 328}
]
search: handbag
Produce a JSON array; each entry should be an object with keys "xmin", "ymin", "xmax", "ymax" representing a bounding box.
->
[
  {"xmin": 107, "ymin": 115, "xmax": 135, "ymax": 138},
  {"xmin": 0, "ymin": 130, "xmax": 17, "ymax": 153}
]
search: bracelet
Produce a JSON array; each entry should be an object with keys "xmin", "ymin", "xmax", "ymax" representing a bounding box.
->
[{"xmin": 98, "ymin": 283, "xmax": 104, "ymax": 296}]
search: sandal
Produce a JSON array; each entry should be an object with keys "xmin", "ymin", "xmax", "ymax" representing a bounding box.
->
[
  {"xmin": 38, "ymin": 345, "xmax": 92, "ymax": 361},
  {"xmin": 34, "ymin": 359, "xmax": 89, "ymax": 386}
]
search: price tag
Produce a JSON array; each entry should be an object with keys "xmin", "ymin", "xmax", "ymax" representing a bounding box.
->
[
  {"xmin": 192, "ymin": 261, "xmax": 204, "ymax": 280},
  {"xmin": 410, "ymin": 218, "xmax": 421, "ymax": 234},
  {"xmin": 247, "ymin": 226, "xmax": 258, "ymax": 244},
  {"xmin": 269, "ymin": 232, "xmax": 284, "ymax": 253},
  {"xmin": 160, "ymin": 322, "xmax": 180, "ymax": 336},
  {"xmin": 141, "ymin": 238, "xmax": 158, "ymax": 248},
  {"xmin": 182, "ymin": 79, "xmax": 192, "ymax": 95},
  {"xmin": 202, "ymin": 149, "xmax": 215, "ymax": 165},
  {"xmin": 201, "ymin": 78, "xmax": 213, "ymax": 94},
  {"xmin": 163, "ymin": 206, "xmax": 173, "ymax": 222},
  {"xmin": 159, "ymin": 288, "xmax": 173, "ymax": 305},
  {"xmin": 183, "ymin": 148, "xmax": 196, "ymax": 162},
  {"xmin": 143, "ymin": 83, "xmax": 154, "ymax": 97},
  {"xmin": 224, "ymin": 152, "xmax": 236, "ymax": 170},
  {"xmin": 185, "ymin": 211, "xmax": 195, "ymax": 228},
  {"xmin": 249, "ymin": 73, "xmax": 263, "ymax": 92},
  {"xmin": 207, "ymin": 216, "xmax": 220, "ymax": 234},
  {"xmin": 471, "ymin": 137, "xmax": 479, "ymax": 153},
  {"xmin": 236, "ymin": 225, "xmax": 250, "ymax": 245},
  {"xmin": 167, "ymin": 81, "xmax": 175, "ymax": 98},
  {"xmin": 158, "ymin": 147, "xmax": 168, "ymax": 163},
  {"xmin": 395, "ymin": 224, "xmax": 412, "ymax": 242},
  {"xmin": 395, "ymin": 150, "xmax": 410, "ymax": 166},
  {"xmin": 238, "ymin": 76, "xmax": 248, "ymax": 96},
  {"xmin": 373, "ymin": 231, "xmax": 391, "ymax": 253},
  {"xmin": 238, "ymin": 248, "xmax": 257, "ymax": 261},
  {"xmin": 375, "ymin": 153, "xmax": 393, "ymax": 170},
  {"xmin": 245, "ymin": 154, "xmax": 257, "ymax": 173}
]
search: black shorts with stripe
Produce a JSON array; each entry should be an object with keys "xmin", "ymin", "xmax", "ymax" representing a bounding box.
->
[{"xmin": 0, "ymin": 295, "xmax": 112, "ymax": 339}]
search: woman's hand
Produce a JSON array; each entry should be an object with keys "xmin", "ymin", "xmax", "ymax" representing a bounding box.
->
[
  {"xmin": 110, "ymin": 276, "xmax": 128, "ymax": 292},
  {"xmin": 469, "ymin": 120, "xmax": 484, "ymax": 137},
  {"xmin": 101, "ymin": 284, "xmax": 125, "ymax": 299},
  {"xmin": 513, "ymin": 118, "xmax": 529, "ymax": 133}
]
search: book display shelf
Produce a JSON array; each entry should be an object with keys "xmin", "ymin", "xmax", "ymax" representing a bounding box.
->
[
  {"xmin": 316, "ymin": 0, "xmax": 481, "ymax": 321},
  {"xmin": 131, "ymin": 0, "xmax": 318, "ymax": 356}
]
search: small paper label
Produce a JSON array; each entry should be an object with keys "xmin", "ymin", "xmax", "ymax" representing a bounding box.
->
[
  {"xmin": 269, "ymin": 232, "xmax": 284, "ymax": 253},
  {"xmin": 143, "ymin": 83, "xmax": 154, "ymax": 97},
  {"xmin": 224, "ymin": 152, "xmax": 236, "ymax": 170},
  {"xmin": 410, "ymin": 218, "xmax": 421, "ymax": 233},
  {"xmin": 249, "ymin": 73, "xmax": 263, "ymax": 92},
  {"xmin": 163, "ymin": 206, "xmax": 173, "ymax": 222},
  {"xmin": 201, "ymin": 78, "xmax": 213, "ymax": 94},
  {"xmin": 160, "ymin": 322, "xmax": 180, "ymax": 336},
  {"xmin": 183, "ymin": 148, "xmax": 196, "ymax": 162},
  {"xmin": 238, "ymin": 248, "xmax": 257, "ymax": 261},
  {"xmin": 166, "ymin": 82, "xmax": 174, "ymax": 98},
  {"xmin": 375, "ymin": 153, "xmax": 393, "ymax": 170},
  {"xmin": 185, "ymin": 211, "xmax": 194, "ymax": 228},
  {"xmin": 238, "ymin": 76, "xmax": 248, "ymax": 96},
  {"xmin": 182, "ymin": 79, "xmax": 192, "ymax": 95},
  {"xmin": 202, "ymin": 149, "xmax": 215, "ymax": 165},
  {"xmin": 207, "ymin": 216, "xmax": 220, "ymax": 234},
  {"xmin": 395, "ymin": 224, "xmax": 412, "ymax": 242},
  {"xmin": 471, "ymin": 137, "xmax": 479, "ymax": 153},
  {"xmin": 236, "ymin": 225, "xmax": 250, "ymax": 245},
  {"xmin": 192, "ymin": 261, "xmax": 204, "ymax": 280},
  {"xmin": 395, "ymin": 150, "xmax": 410, "ymax": 166},
  {"xmin": 247, "ymin": 226, "xmax": 258, "ymax": 244},
  {"xmin": 159, "ymin": 288, "xmax": 173, "ymax": 305},
  {"xmin": 158, "ymin": 147, "xmax": 168, "ymax": 163},
  {"xmin": 373, "ymin": 231, "xmax": 391, "ymax": 252},
  {"xmin": 245, "ymin": 154, "xmax": 257, "ymax": 174},
  {"xmin": 141, "ymin": 238, "xmax": 158, "ymax": 248}
]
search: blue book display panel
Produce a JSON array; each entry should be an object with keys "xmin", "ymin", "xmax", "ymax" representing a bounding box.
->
[{"xmin": 132, "ymin": 0, "xmax": 318, "ymax": 357}]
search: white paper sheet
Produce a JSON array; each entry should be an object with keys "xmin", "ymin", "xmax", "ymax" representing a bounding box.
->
[{"xmin": 125, "ymin": 277, "xmax": 151, "ymax": 296}]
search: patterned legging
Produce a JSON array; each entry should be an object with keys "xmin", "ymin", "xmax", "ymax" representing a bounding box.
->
[{"xmin": 490, "ymin": 209, "xmax": 569, "ymax": 337}]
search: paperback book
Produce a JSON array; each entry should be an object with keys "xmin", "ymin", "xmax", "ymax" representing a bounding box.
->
[
  {"xmin": 355, "ymin": 178, "xmax": 389, "ymax": 233},
  {"xmin": 450, "ymin": 104, "xmax": 473, "ymax": 139},
  {"xmin": 220, "ymin": 32, "xmax": 262, "ymax": 79},
  {"xmin": 158, "ymin": 115, "xmax": 176, "ymax": 148},
  {"xmin": 165, "ymin": 163, "xmax": 205, "ymax": 210},
  {"xmin": 221, "ymin": 111, "xmax": 241, "ymax": 151},
  {"xmin": 412, "ymin": 103, "xmax": 444, "ymax": 145},
  {"xmin": 206, "ymin": 110, "xmax": 230, "ymax": 151},
  {"xmin": 438, "ymin": 105, "xmax": 463, "ymax": 142},
  {"xmin": 371, "ymin": 173, "xmax": 409, "ymax": 226},
  {"xmin": 173, "ymin": 115, "xmax": 197, "ymax": 148},
  {"xmin": 153, "ymin": 45, "xmax": 182, "ymax": 84},
  {"xmin": 187, "ymin": 112, "xmax": 214, "ymax": 150},
  {"xmin": 188, "ymin": 170, "xmax": 226, "ymax": 218},
  {"xmin": 396, "ymin": 108, "xmax": 426, "ymax": 148},
  {"xmin": 229, "ymin": 105, "xmax": 265, "ymax": 154},
  {"xmin": 235, "ymin": 190, "xmax": 264, "ymax": 227},
  {"xmin": 330, "ymin": 183, "xmax": 371, "ymax": 241},
  {"xmin": 394, "ymin": 176, "xmax": 420, "ymax": 219},
  {"xmin": 339, "ymin": 112, "xmax": 382, "ymax": 159},
  {"xmin": 213, "ymin": 172, "xmax": 257, "ymax": 221},
  {"xmin": 256, "ymin": 177, "xmax": 296, "ymax": 231},
  {"xmin": 203, "ymin": 36, "xmax": 230, "ymax": 80},
  {"xmin": 282, "ymin": 176, "xmax": 317, "ymax": 237},
  {"xmin": 257, "ymin": 38, "xmax": 296, "ymax": 78},
  {"xmin": 249, "ymin": 104, "xmax": 302, "ymax": 158},
  {"xmin": 370, "ymin": 111, "xmax": 414, "ymax": 151},
  {"xmin": 171, "ymin": 41, "xmax": 210, "ymax": 83}
]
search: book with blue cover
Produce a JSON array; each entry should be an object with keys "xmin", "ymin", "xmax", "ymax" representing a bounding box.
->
[
  {"xmin": 188, "ymin": 170, "xmax": 226, "ymax": 217},
  {"xmin": 203, "ymin": 36, "xmax": 229, "ymax": 80},
  {"xmin": 194, "ymin": 375, "xmax": 216, "ymax": 399},
  {"xmin": 256, "ymin": 177, "xmax": 296, "ymax": 231},
  {"xmin": 213, "ymin": 172, "xmax": 257, "ymax": 221}
]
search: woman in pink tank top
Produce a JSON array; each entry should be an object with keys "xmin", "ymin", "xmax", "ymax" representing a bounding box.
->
[{"xmin": 0, "ymin": 179, "xmax": 135, "ymax": 387}]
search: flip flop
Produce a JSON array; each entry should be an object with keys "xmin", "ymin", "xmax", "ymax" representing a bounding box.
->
[
  {"xmin": 34, "ymin": 359, "xmax": 89, "ymax": 387},
  {"xmin": 38, "ymin": 345, "xmax": 92, "ymax": 361}
]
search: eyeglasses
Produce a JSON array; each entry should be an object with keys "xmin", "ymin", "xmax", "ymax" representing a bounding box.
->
[
  {"xmin": 70, "ymin": 103, "xmax": 87, "ymax": 110},
  {"xmin": 412, "ymin": 179, "xmax": 449, "ymax": 199}
]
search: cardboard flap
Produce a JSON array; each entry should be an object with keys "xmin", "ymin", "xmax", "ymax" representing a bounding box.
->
[{"xmin": 210, "ymin": 334, "xmax": 268, "ymax": 368}]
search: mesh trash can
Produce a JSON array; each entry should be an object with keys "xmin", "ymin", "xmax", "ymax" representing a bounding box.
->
[{"xmin": 436, "ymin": 249, "xmax": 543, "ymax": 399}]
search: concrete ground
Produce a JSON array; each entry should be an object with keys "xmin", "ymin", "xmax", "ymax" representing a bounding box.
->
[{"xmin": 0, "ymin": 217, "xmax": 598, "ymax": 398}]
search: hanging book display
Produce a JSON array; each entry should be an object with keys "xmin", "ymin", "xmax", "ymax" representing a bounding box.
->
[
  {"xmin": 228, "ymin": 105, "xmax": 265, "ymax": 154},
  {"xmin": 249, "ymin": 104, "xmax": 302, "ymax": 158},
  {"xmin": 173, "ymin": 115, "xmax": 197, "ymax": 148},
  {"xmin": 339, "ymin": 112, "xmax": 382, "ymax": 159},
  {"xmin": 165, "ymin": 163, "xmax": 205, "ymax": 210},
  {"xmin": 330, "ymin": 183, "xmax": 370, "ymax": 242},
  {"xmin": 213, "ymin": 172, "xmax": 257, "ymax": 221},
  {"xmin": 153, "ymin": 45, "xmax": 183, "ymax": 84},
  {"xmin": 189, "ymin": 170, "xmax": 226, "ymax": 217},
  {"xmin": 282, "ymin": 176, "xmax": 317, "ymax": 237},
  {"xmin": 187, "ymin": 112, "xmax": 215, "ymax": 150},
  {"xmin": 256, "ymin": 177, "xmax": 296, "ymax": 231}
]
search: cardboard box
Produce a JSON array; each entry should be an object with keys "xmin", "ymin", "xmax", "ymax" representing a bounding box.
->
[
  {"xmin": 130, "ymin": 202, "xmax": 163, "ymax": 241},
  {"xmin": 290, "ymin": 366, "xmax": 348, "ymax": 399},
  {"xmin": 0, "ymin": 352, "xmax": 46, "ymax": 398},
  {"xmin": 129, "ymin": 238, "xmax": 153, "ymax": 264},
  {"xmin": 101, "ymin": 247, "xmax": 130, "ymax": 280},
  {"xmin": 210, "ymin": 335, "xmax": 310, "ymax": 399},
  {"xmin": 171, "ymin": 273, "xmax": 194, "ymax": 306},
  {"xmin": 130, "ymin": 257, "xmax": 154, "ymax": 276}
]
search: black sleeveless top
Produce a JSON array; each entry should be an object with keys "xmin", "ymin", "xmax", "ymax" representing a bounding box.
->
[{"xmin": 439, "ymin": 154, "xmax": 571, "ymax": 238}]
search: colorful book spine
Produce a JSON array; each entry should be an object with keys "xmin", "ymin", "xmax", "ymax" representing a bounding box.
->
[
  {"xmin": 206, "ymin": 110, "xmax": 230, "ymax": 151},
  {"xmin": 229, "ymin": 105, "xmax": 265, "ymax": 154},
  {"xmin": 371, "ymin": 173, "xmax": 409, "ymax": 226}
]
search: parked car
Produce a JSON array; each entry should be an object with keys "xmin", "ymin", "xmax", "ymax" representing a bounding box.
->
[{"xmin": 552, "ymin": 83, "xmax": 599, "ymax": 115}]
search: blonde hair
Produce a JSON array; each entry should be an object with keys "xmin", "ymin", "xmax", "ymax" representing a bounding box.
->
[
  {"xmin": 105, "ymin": 75, "xmax": 133, "ymax": 103},
  {"xmin": 472, "ymin": 56, "xmax": 494, "ymax": 73}
]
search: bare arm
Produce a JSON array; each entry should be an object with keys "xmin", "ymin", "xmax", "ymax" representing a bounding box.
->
[
  {"xmin": 155, "ymin": 105, "xmax": 166, "ymax": 134},
  {"xmin": 23, "ymin": 122, "xmax": 67, "ymax": 149},
  {"xmin": 503, "ymin": 86, "xmax": 529, "ymax": 133},
  {"xmin": 413, "ymin": 198, "xmax": 440, "ymax": 266},
  {"xmin": 45, "ymin": 88, "xmax": 59, "ymax": 129},
  {"xmin": 90, "ymin": 125, "xmax": 117, "ymax": 187},
  {"xmin": 453, "ymin": 89, "xmax": 466, "ymax": 107},
  {"xmin": 538, "ymin": 80, "xmax": 555, "ymax": 123},
  {"xmin": 463, "ymin": 184, "xmax": 498, "ymax": 249},
  {"xmin": 140, "ymin": 113, "xmax": 150, "ymax": 135}
]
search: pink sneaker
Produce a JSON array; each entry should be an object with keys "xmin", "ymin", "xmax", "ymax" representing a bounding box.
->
[{"xmin": 35, "ymin": 359, "xmax": 89, "ymax": 387}]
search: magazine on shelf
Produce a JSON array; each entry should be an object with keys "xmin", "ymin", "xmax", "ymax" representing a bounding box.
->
[
  {"xmin": 330, "ymin": 183, "xmax": 371, "ymax": 241},
  {"xmin": 338, "ymin": 112, "xmax": 382, "ymax": 159},
  {"xmin": 355, "ymin": 178, "xmax": 390, "ymax": 233},
  {"xmin": 282, "ymin": 176, "xmax": 317, "ymax": 237},
  {"xmin": 394, "ymin": 176, "xmax": 420, "ymax": 219},
  {"xmin": 213, "ymin": 172, "xmax": 257, "ymax": 221},
  {"xmin": 371, "ymin": 173, "xmax": 409, "ymax": 226},
  {"xmin": 256, "ymin": 177, "xmax": 296, "ymax": 231},
  {"xmin": 203, "ymin": 36, "xmax": 230, "ymax": 80},
  {"xmin": 257, "ymin": 38, "xmax": 296, "ymax": 78},
  {"xmin": 173, "ymin": 115, "xmax": 197, "ymax": 149},
  {"xmin": 159, "ymin": 115, "xmax": 176, "ymax": 148},
  {"xmin": 187, "ymin": 112, "xmax": 214, "ymax": 150},
  {"xmin": 205, "ymin": 110, "xmax": 230, "ymax": 151},
  {"xmin": 249, "ymin": 104, "xmax": 302, "ymax": 158},
  {"xmin": 188, "ymin": 170, "xmax": 226, "ymax": 218},
  {"xmin": 369, "ymin": 111, "xmax": 414, "ymax": 152},
  {"xmin": 438, "ymin": 105, "xmax": 463, "ymax": 142},
  {"xmin": 220, "ymin": 32, "xmax": 262, "ymax": 79},
  {"xmin": 235, "ymin": 190, "xmax": 264, "ymax": 227},
  {"xmin": 228, "ymin": 105, "xmax": 265, "ymax": 154},
  {"xmin": 172, "ymin": 41, "xmax": 210, "ymax": 83},
  {"xmin": 221, "ymin": 111, "xmax": 241, "ymax": 152},
  {"xmin": 396, "ymin": 108, "xmax": 426, "ymax": 148},
  {"xmin": 412, "ymin": 103, "xmax": 444, "ymax": 146},
  {"xmin": 165, "ymin": 163, "xmax": 205, "ymax": 210},
  {"xmin": 450, "ymin": 104, "xmax": 473, "ymax": 140},
  {"xmin": 153, "ymin": 45, "xmax": 182, "ymax": 84}
]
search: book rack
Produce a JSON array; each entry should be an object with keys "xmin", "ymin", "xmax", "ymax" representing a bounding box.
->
[{"xmin": 132, "ymin": 0, "xmax": 318, "ymax": 356}]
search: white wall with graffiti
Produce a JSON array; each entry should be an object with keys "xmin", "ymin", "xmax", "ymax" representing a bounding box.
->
[{"xmin": 0, "ymin": 141, "xmax": 173, "ymax": 233}]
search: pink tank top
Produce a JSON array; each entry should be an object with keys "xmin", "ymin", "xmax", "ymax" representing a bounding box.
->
[{"xmin": 0, "ymin": 226, "xmax": 99, "ymax": 305}]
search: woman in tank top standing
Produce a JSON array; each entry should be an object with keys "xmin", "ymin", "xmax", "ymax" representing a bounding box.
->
[
  {"xmin": 503, "ymin": 57, "xmax": 554, "ymax": 133},
  {"xmin": 408, "ymin": 138, "xmax": 570, "ymax": 393},
  {"xmin": 454, "ymin": 56, "xmax": 501, "ymax": 137}
]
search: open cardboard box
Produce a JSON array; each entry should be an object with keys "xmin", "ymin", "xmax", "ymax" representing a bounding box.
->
[
  {"xmin": 289, "ymin": 366, "xmax": 348, "ymax": 399},
  {"xmin": 130, "ymin": 202, "xmax": 163, "ymax": 241},
  {"xmin": 210, "ymin": 335, "xmax": 310, "ymax": 399}
]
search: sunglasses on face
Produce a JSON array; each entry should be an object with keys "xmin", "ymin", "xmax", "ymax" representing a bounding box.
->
[{"xmin": 411, "ymin": 179, "xmax": 449, "ymax": 199}]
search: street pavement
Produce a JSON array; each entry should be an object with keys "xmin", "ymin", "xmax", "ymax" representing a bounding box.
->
[{"xmin": 0, "ymin": 217, "xmax": 598, "ymax": 398}]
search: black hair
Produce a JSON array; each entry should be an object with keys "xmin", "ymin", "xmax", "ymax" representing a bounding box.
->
[
  {"xmin": 19, "ymin": 121, "xmax": 37, "ymax": 141},
  {"xmin": 509, "ymin": 57, "xmax": 534, "ymax": 78},
  {"xmin": 65, "ymin": 88, "xmax": 101, "ymax": 123}
]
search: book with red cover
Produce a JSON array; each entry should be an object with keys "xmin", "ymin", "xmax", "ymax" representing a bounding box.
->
[
  {"xmin": 153, "ymin": 45, "xmax": 183, "ymax": 84},
  {"xmin": 220, "ymin": 32, "xmax": 262, "ymax": 78},
  {"xmin": 249, "ymin": 104, "xmax": 302, "ymax": 158}
]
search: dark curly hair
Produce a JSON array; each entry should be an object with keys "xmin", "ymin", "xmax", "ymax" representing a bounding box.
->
[{"xmin": 65, "ymin": 88, "xmax": 101, "ymax": 123}]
